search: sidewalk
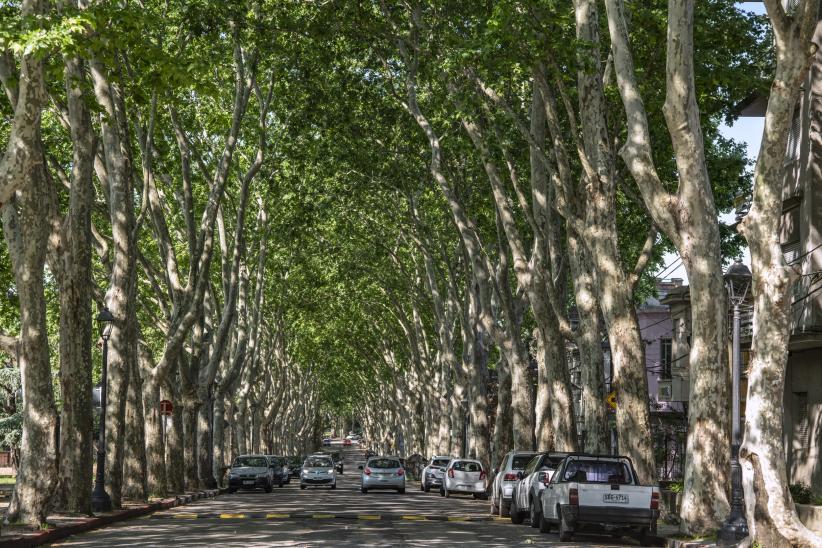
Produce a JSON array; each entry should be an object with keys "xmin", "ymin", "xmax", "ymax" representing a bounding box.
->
[
  {"xmin": 0, "ymin": 488, "xmax": 220, "ymax": 547},
  {"xmin": 657, "ymin": 524, "xmax": 717, "ymax": 548}
]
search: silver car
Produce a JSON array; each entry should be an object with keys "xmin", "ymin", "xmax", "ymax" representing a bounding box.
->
[
  {"xmin": 227, "ymin": 454, "xmax": 274, "ymax": 493},
  {"xmin": 360, "ymin": 456, "xmax": 406, "ymax": 494},
  {"xmin": 511, "ymin": 452, "xmax": 569, "ymax": 525},
  {"xmin": 441, "ymin": 458, "xmax": 488, "ymax": 499},
  {"xmin": 420, "ymin": 456, "xmax": 451, "ymax": 492},
  {"xmin": 490, "ymin": 451, "xmax": 537, "ymax": 516},
  {"xmin": 300, "ymin": 454, "xmax": 337, "ymax": 490}
]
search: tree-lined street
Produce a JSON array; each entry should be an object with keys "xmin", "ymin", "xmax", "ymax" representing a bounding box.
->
[{"xmin": 1, "ymin": 0, "xmax": 821, "ymax": 546}]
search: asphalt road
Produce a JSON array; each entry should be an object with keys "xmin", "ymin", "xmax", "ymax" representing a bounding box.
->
[{"xmin": 51, "ymin": 448, "xmax": 652, "ymax": 547}]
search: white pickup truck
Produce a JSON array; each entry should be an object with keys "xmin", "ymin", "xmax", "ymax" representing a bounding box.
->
[{"xmin": 537, "ymin": 454, "xmax": 659, "ymax": 545}]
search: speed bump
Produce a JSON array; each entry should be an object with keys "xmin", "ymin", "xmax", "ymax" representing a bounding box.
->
[
  {"xmin": 401, "ymin": 515, "xmax": 427, "ymax": 521},
  {"xmin": 172, "ymin": 513, "xmax": 199, "ymax": 519},
  {"xmin": 219, "ymin": 513, "xmax": 247, "ymax": 519},
  {"xmin": 358, "ymin": 515, "xmax": 381, "ymax": 520},
  {"xmin": 266, "ymin": 513, "xmax": 290, "ymax": 519}
]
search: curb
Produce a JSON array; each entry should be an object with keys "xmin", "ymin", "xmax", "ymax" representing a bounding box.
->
[
  {"xmin": 1, "ymin": 489, "xmax": 220, "ymax": 547},
  {"xmin": 663, "ymin": 540, "xmax": 716, "ymax": 548},
  {"xmin": 147, "ymin": 511, "xmax": 503, "ymax": 522}
]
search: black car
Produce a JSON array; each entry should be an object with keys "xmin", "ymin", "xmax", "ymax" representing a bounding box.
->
[
  {"xmin": 288, "ymin": 456, "xmax": 303, "ymax": 478},
  {"xmin": 265, "ymin": 455, "xmax": 288, "ymax": 487}
]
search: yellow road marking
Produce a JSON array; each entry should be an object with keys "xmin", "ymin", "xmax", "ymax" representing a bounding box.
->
[
  {"xmin": 266, "ymin": 513, "xmax": 290, "ymax": 519},
  {"xmin": 358, "ymin": 515, "xmax": 381, "ymax": 520},
  {"xmin": 219, "ymin": 513, "xmax": 246, "ymax": 519},
  {"xmin": 402, "ymin": 515, "xmax": 426, "ymax": 521},
  {"xmin": 172, "ymin": 513, "xmax": 199, "ymax": 519},
  {"xmin": 312, "ymin": 513, "xmax": 334, "ymax": 519}
]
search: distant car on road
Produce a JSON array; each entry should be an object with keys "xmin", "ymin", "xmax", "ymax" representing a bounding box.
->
[
  {"xmin": 315, "ymin": 450, "xmax": 344, "ymax": 474},
  {"xmin": 420, "ymin": 456, "xmax": 451, "ymax": 492},
  {"xmin": 441, "ymin": 458, "xmax": 488, "ymax": 500},
  {"xmin": 300, "ymin": 454, "xmax": 337, "ymax": 490},
  {"xmin": 510, "ymin": 452, "xmax": 569, "ymax": 525},
  {"xmin": 322, "ymin": 438, "xmax": 332, "ymax": 446},
  {"xmin": 538, "ymin": 454, "xmax": 659, "ymax": 544},
  {"xmin": 343, "ymin": 438, "xmax": 352, "ymax": 446},
  {"xmin": 490, "ymin": 451, "xmax": 537, "ymax": 516},
  {"xmin": 360, "ymin": 456, "xmax": 406, "ymax": 494},
  {"xmin": 227, "ymin": 454, "xmax": 274, "ymax": 493}
]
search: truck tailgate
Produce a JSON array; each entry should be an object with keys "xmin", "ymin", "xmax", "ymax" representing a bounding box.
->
[{"xmin": 577, "ymin": 483, "xmax": 653, "ymax": 509}]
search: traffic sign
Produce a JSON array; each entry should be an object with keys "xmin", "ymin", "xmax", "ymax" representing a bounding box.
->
[
  {"xmin": 159, "ymin": 399, "xmax": 174, "ymax": 416},
  {"xmin": 605, "ymin": 391, "xmax": 617, "ymax": 410}
]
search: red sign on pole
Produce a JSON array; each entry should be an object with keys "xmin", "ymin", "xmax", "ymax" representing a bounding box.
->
[{"xmin": 159, "ymin": 399, "xmax": 174, "ymax": 416}]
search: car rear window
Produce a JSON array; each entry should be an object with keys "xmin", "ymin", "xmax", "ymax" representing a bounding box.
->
[
  {"xmin": 233, "ymin": 456, "xmax": 268, "ymax": 468},
  {"xmin": 431, "ymin": 459, "xmax": 450, "ymax": 468},
  {"xmin": 511, "ymin": 455, "xmax": 533, "ymax": 470},
  {"xmin": 369, "ymin": 459, "xmax": 400, "ymax": 469},
  {"xmin": 562, "ymin": 460, "xmax": 633, "ymax": 484},
  {"xmin": 453, "ymin": 461, "xmax": 483, "ymax": 472},
  {"xmin": 542, "ymin": 455, "xmax": 566, "ymax": 469}
]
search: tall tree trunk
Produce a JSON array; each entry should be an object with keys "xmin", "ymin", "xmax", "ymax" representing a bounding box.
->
[
  {"xmin": 2, "ymin": 148, "xmax": 58, "ymax": 526},
  {"xmin": 738, "ymin": 3, "xmax": 822, "ymax": 545},
  {"xmin": 142, "ymin": 370, "xmax": 165, "ymax": 498},
  {"xmin": 493, "ymin": 355, "xmax": 513, "ymax": 466},
  {"xmin": 55, "ymin": 54, "xmax": 95, "ymax": 514},
  {"xmin": 164, "ymin": 378, "xmax": 185, "ymax": 494},
  {"xmin": 122, "ymin": 355, "xmax": 147, "ymax": 500}
]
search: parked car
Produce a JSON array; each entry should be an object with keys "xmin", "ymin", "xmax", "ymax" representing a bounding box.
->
[
  {"xmin": 227, "ymin": 454, "xmax": 274, "ymax": 493},
  {"xmin": 265, "ymin": 455, "xmax": 288, "ymax": 487},
  {"xmin": 538, "ymin": 454, "xmax": 660, "ymax": 544},
  {"xmin": 420, "ymin": 456, "xmax": 451, "ymax": 492},
  {"xmin": 490, "ymin": 450, "xmax": 537, "ymax": 516},
  {"xmin": 300, "ymin": 454, "xmax": 337, "ymax": 490},
  {"xmin": 322, "ymin": 438, "xmax": 332, "ymax": 446},
  {"xmin": 441, "ymin": 458, "xmax": 487, "ymax": 499},
  {"xmin": 360, "ymin": 456, "xmax": 406, "ymax": 494},
  {"xmin": 510, "ymin": 452, "xmax": 569, "ymax": 525}
]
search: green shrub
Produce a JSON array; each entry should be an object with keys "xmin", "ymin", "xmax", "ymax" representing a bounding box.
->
[
  {"xmin": 670, "ymin": 481, "xmax": 684, "ymax": 494},
  {"xmin": 789, "ymin": 483, "xmax": 814, "ymax": 505}
]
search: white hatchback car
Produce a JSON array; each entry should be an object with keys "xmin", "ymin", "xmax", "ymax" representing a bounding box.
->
[{"xmin": 440, "ymin": 458, "xmax": 488, "ymax": 499}]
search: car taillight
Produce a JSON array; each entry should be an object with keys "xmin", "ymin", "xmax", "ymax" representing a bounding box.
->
[
  {"xmin": 364, "ymin": 467, "xmax": 372, "ymax": 476},
  {"xmin": 397, "ymin": 468, "xmax": 405, "ymax": 476},
  {"xmin": 448, "ymin": 469, "xmax": 455, "ymax": 478},
  {"xmin": 540, "ymin": 472, "xmax": 551, "ymax": 485},
  {"xmin": 479, "ymin": 471, "xmax": 486, "ymax": 480},
  {"xmin": 651, "ymin": 491, "xmax": 659, "ymax": 510},
  {"xmin": 503, "ymin": 473, "xmax": 518, "ymax": 481},
  {"xmin": 569, "ymin": 488, "xmax": 579, "ymax": 506}
]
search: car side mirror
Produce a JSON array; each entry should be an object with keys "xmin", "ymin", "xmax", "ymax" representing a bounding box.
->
[{"xmin": 358, "ymin": 465, "xmax": 364, "ymax": 470}]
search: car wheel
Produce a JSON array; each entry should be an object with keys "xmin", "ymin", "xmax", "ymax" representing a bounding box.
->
[
  {"xmin": 398, "ymin": 488, "xmax": 405, "ymax": 494},
  {"xmin": 227, "ymin": 487, "xmax": 236, "ymax": 494},
  {"xmin": 300, "ymin": 484, "xmax": 306, "ymax": 490},
  {"xmin": 538, "ymin": 504, "xmax": 551, "ymax": 534},
  {"xmin": 331, "ymin": 483, "xmax": 337, "ymax": 490},
  {"xmin": 265, "ymin": 482, "xmax": 273, "ymax": 493},
  {"xmin": 361, "ymin": 487, "xmax": 368, "ymax": 494},
  {"xmin": 558, "ymin": 506, "xmax": 573, "ymax": 541},
  {"xmin": 510, "ymin": 497, "xmax": 524, "ymax": 525},
  {"xmin": 637, "ymin": 527, "xmax": 655, "ymax": 546},
  {"xmin": 439, "ymin": 487, "xmax": 445, "ymax": 497},
  {"xmin": 530, "ymin": 499, "xmax": 541, "ymax": 529}
]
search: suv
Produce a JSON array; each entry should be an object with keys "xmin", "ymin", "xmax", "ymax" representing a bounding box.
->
[
  {"xmin": 227, "ymin": 454, "xmax": 274, "ymax": 493},
  {"xmin": 420, "ymin": 456, "xmax": 451, "ymax": 492},
  {"xmin": 490, "ymin": 451, "xmax": 537, "ymax": 516},
  {"xmin": 510, "ymin": 452, "xmax": 569, "ymax": 525}
]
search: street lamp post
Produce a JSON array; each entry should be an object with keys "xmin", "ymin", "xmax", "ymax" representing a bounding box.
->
[
  {"xmin": 718, "ymin": 259, "xmax": 751, "ymax": 545},
  {"xmin": 91, "ymin": 307, "xmax": 115, "ymax": 513},
  {"xmin": 460, "ymin": 399, "xmax": 469, "ymax": 459}
]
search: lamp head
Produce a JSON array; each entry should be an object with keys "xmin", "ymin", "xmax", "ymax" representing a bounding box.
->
[
  {"xmin": 97, "ymin": 307, "xmax": 115, "ymax": 341},
  {"xmin": 724, "ymin": 259, "xmax": 752, "ymax": 303}
]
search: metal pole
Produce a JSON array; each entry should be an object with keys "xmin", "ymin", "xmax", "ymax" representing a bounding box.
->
[
  {"xmin": 719, "ymin": 301, "xmax": 749, "ymax": 544},
  {"xmin": 91, "ymin": 336, "xmax": 112, "ymax": 513}
]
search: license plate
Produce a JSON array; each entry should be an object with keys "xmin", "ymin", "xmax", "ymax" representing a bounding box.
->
[
  {"xmin": 243, "ymin": 480, "xmax": 255, "ymax": 485},
  {"xmin": 603, "ymin": 493, "xmax": 629, "ymax": 504}
]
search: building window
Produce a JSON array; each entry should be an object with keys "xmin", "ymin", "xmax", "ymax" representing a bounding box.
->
[
  {"xmin": 786, "ymin": 107, "xmax": 801, "ymax": 162},
  {"xmin": 660, "ymin": 338, "xmax": 672, "ymax": 380},
  {"xmin": 795, "ymin": 392, "xmax": 810, "ymax": 450}
]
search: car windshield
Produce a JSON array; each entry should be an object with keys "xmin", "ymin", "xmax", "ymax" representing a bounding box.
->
[
  {"xmin": 431, "ymin": 458, "xmax": 450, "ymax": 468},
  {"xmin": 511, "ymin": 455, "xmax": 534, "ymax": 469},
  {"xmin": 267, "ymin": 457, "xmax": 282, "ymax": 466},
  {"xmin": 233, "ymin": 456, "xmax": 268, "ymax": 468},
  {"xmin": 369, "ymin": 458, "xmax": 400, "ymax": 469},
  {"xmin": 562, "ymin": 460, "xmax": 633, "ymax": 484},
  {"xmin": 289, "ymin": 457, "xmax": 301, "ymax": 465},
  {"xmin": 305, "ymin": 458, "xmax": 332, "ymax": 468},
  {"xmin": 453, "ymin": 461, "xmax": 482, "ymax": 472}
]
